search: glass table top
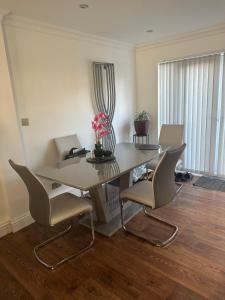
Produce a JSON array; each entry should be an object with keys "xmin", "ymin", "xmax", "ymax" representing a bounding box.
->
[{"xmin": 36, "ymin": 143, "xmax": 167, "ymax": 191}]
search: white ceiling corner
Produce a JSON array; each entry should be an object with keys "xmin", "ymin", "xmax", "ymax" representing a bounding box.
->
[{"xmin": 0, "ymin": 0, "xmax": 225, "ymax": 45}]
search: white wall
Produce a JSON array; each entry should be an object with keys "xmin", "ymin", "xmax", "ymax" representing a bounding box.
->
[
  {"xmin": 0, "ymin": 16, "xmax": 29, "ymax": 236},
  {"xmin": 5, "ymin": 19, "xmax": 136, "ymax": 169},
  {"xmin": 135, "ymin": 26, "xmax": 225, "ymax": 143},
  {"xmin": 0, "ymin": 20, "xmax": 11, "ymax": 228},
  {"xmin": 0, "ymin": 17, "xmax": 136, "ymax": 236}
]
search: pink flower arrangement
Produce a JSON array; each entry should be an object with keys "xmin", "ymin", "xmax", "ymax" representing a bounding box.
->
[{"xmin": 92, "ymin": 112, "xmax": 111, "ymax": 144}]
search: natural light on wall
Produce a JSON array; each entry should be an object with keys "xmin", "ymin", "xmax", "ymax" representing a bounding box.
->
[{"xmin": 158, "ymin": 52, "xmax": 225, "ymax": 177}]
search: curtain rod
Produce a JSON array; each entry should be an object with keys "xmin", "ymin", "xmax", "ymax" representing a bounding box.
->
[{"xmin": 159, "ymin": 51, "xmax": 224, "ymax": 65}]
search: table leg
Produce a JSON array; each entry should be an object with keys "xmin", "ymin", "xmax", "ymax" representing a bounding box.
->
[
  {"xmin": 119, "ymin": 171, "xmax": 133, "ymax": 191},
  {"xmin": 89, "ymin": 185, "xmax": 109, "ymax": 223},
  {"xmin": 81, "ymin": 171, "xmax": 141, "ymax": 237}
]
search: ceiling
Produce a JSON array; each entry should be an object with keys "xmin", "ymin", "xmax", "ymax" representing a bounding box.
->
[{"xmin": 0, "ymin": 0, "xmax": 225, "ymax": 45}]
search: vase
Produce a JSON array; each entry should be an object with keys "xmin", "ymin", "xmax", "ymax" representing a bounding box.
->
[
  {"xmin": 94, "ymin": 149, "xmax": 104, "ymax": 157},
  {"xmin": 134, "ymin": 120, "xmax": 150, "ymax": 136},
  {"xmin": 94, "ymin": 142, "xmax": 104, "ymax": 157}
]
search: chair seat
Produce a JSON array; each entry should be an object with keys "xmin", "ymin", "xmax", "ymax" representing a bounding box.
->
[
  {"xmin": 50, "ymin": 193, "xmax": 92, "ymax": 226},
  {"xmin": 146, "ymin": 158, "xmax": 182, "ymax": 171},
  {"xmin": 120, "ymin": 180, "xmax": 155, "ymax": 208}
]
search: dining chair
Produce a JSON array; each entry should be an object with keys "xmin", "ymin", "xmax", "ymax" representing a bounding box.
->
[
  {"xmin": 54, "ymin": 134, "xmax": 114, "ymax": 201},
  {"xmin": 146, "ymin": 124, "xmax": 184, "ymax": 191},
  {"xmin": 146, "ymin": 124, "xmax": 184, "ymax": 171},
  {"xmin": 120, "ymin": 143, "xmax": 186, "ymax": 247},
  {"xmin": 9, "ymin": 159, "xmax": 94, "ymax": 270},
  {"xmin": 54, "ymin": 134, "xmax": 81, "ymax": 161},
  {"xmin": 54, "ymin": 134, "xmax": 85, "ymax": 197},
  {"xmin": 158, "ymin": 124, "xmax": 184, "ymax": 146}
]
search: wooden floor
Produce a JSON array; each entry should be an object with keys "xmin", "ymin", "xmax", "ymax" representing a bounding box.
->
[{"xmin": 1, "ymin": 181, "xmax": 225, "ymax": 300}]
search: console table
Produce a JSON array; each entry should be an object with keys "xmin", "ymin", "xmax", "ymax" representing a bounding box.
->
[{"xmin": 133, "ymin": 134, "xmax": 150, "ymax": 144}]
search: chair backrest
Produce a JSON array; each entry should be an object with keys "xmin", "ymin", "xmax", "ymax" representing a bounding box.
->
[
  {"xmin": 152, "ymin": 144, "xmax": 186, "ymax": 209},
  {"xmin": 9, "ymin": 159, "xmax": 50, "ymax": 226},
  {"xmin": 54, "ymin": 134, "xmax": 81, "ymax": 161},
  {"xmin": 159, "ymin": 124, "xmax": 184, "ymax": 147}
]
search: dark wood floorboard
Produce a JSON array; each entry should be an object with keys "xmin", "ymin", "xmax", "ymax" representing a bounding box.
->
[{"xmin": 1, "ymin": 181, "xmax": 225, "ymax": 299}]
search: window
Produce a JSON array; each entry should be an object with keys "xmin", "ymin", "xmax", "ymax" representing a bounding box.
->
[{"xmin": 158, "ymin": 52, "xmax": 225, "ymax": 176}]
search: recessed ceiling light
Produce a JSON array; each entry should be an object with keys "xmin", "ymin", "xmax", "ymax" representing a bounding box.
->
[
  {"xmin": 80, "ymin": 4, "xmax": 89, "ymax": 9},
  {"xmin": 146, "ymin": 29, "xmax": 154, "ymax": 33}
]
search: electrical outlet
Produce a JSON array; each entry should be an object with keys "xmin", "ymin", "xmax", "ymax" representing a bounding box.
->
[{"xmin": 21, "ymin": 118, "xmax": 29, "ymax": 126}]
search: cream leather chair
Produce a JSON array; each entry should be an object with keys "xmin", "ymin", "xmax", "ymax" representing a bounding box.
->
[
  {"xmin": 120, "ymin": 144, "xmax": 186, "ymax": 247},
  {"xmin": 146, "ymin": 124, "xmax": 184, "ymax": 170},
  {"xmin": 54, "ymin": 134, "xmax": 85, "ymax": 197},
  {"xmin": 146, "ymin": 124, "xmax": 184, "ymax": 189},
  {"xmin": 9, "ymin": 159, "xmax": 94, "ymax": 270},
  {"xmin": 54, "ymin": 134, "xmax": 81, "ymax": 161},
  {"xmin": 55, "ymin": 134, "xmax": 112, "ymax": 201},
  {"xmin": 158, "ymin": 124, "xmax": 184, "ymax": 146}
]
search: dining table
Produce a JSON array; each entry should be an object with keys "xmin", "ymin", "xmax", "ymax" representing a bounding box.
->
[{"xmin": 36, "ymin": 142, "xmax": 167, "ymax": 236}]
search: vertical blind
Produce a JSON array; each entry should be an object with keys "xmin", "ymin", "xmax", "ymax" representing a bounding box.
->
[
  {"xmin": 216, "ymin": 54, "xmax": 225, "ymax": 176},
  {"xmin": 158, "ymin": 53, "xmax": 225, "ymax": 176}
]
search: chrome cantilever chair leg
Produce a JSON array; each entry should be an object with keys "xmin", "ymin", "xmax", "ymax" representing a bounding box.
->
[
  {"xmin": 120, "ymin": 199, "xmax": 178, "ymax": 247},
  {"xmin": 175, "ymin": 182, "xmax": 183, "ymax": 193},
  {"xmin": 34, "ymin": 212, "xmax": 95, "ymax": 270}
]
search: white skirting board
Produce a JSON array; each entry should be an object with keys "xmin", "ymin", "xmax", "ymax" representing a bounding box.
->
[
  {"xmin": 11, "ymin": 212, "xmax": 34, "ymax": 233},
  {"xmin": 0, "ymin": 187, "xmax": 79, "ymax": 238},
  {"xmin": 0, "ymin": 221, "xmax": 11, "ymax": 238},
  {"xmin": 0, "ymin": 212, "xmax": 34, "ymax": 238}
]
